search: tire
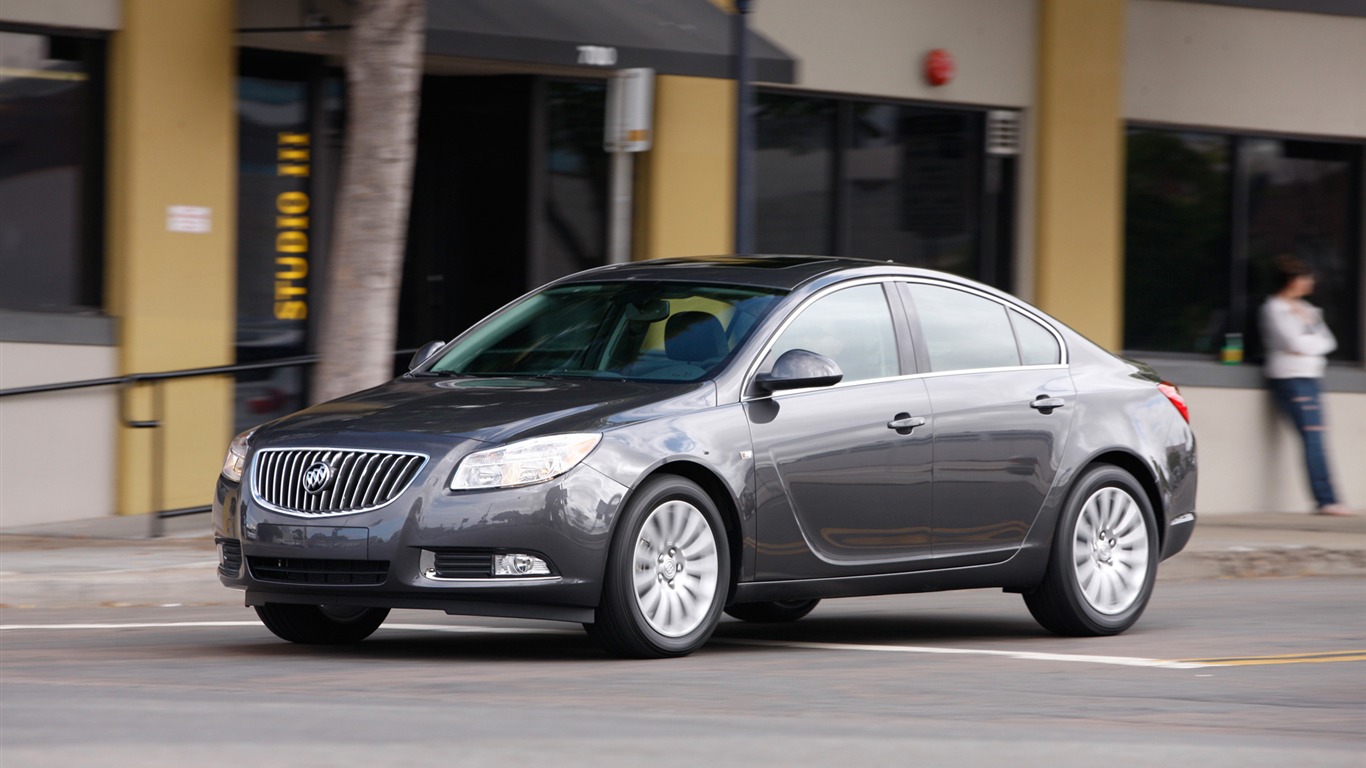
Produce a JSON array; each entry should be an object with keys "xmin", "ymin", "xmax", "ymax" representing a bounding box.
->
[
  {"xmin": 725, "ymin": 599, "xmax": 820, "ymax": 623},
  {"xmin": 587, "ymin": 475, "xmax": 730, "ymax": 658},
  {"xmin": 254, "ymin": 604, "xmax": 390, "ymax": 644},
  {"xmin": 1024, "ymin": 465, "xmax": 1158, "ymax": 636}
]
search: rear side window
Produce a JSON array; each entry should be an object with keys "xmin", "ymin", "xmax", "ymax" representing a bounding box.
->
[
  {"xmin": 907, "ymin": 283, "xmax": 1020, "ymax": 372},
  {"xmin": 1011, "ymin": 309, "xmax": 1062, "ymax": 365}
]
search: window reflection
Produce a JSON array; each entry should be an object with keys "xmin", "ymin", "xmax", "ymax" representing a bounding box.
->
[
  {"xmin": 542, "ymin": 81, "xmax": 608, "ymax": 283},
  {"xmin": 0, "ymin": 31, "xmax": 103, "ymax": 311},
  {"xmin": 763, "ymin": 285, "xmax": 899, "ymax": 383},
  {"xmin": 1123, "ymin": 130, "xmax": 1231, "ymax": 356},
  {"xmin": 909, "ymin": 284, "xmax": 1019, "ymax": 372},
  {"xmin": 850, "ymin": 105, "xmax": 980, "ymax": 274},
  {"xmin": 755, "ymin": 93, "xmax": 835, "ymax": 256}
]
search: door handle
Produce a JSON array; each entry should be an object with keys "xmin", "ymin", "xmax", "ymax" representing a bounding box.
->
[
  {"xmin": 1030, "ymin": 396, "xmax": 1065, "ymax": 414},
  {"xmin": 887, "ymin": 413, "xmax": 926, "ymax": 434}
]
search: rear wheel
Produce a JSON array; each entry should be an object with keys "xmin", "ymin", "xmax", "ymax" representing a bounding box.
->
[
  {"xmin": 587, "ymin": 475, "xmax": 730, "ymax": 658},
  {"xmin": 1024, "ymin": 465, "xmax": 1157, "ymax": 636},
  {"xmin": 254, "ymin": 604, "xmax": 389, "ymax": 644},
  {"xmin": 725, "ymin": 599, "xmax": 820, "ymax": 623}
]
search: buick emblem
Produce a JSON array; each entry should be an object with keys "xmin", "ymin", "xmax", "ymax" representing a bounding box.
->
[{"xmin": 301, "ymin": 461, "xmax": 335, "ymax": 494}]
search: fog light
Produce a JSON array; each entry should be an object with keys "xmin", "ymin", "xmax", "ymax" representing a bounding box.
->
[{"xmin": 493, "ymin": 553, "xmax": 551, "ymax": 577}]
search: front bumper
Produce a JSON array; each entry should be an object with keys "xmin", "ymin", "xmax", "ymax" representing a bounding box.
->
[{"xmin": 213, "ymin": 463, "xmax": 630, "ymax": 623}]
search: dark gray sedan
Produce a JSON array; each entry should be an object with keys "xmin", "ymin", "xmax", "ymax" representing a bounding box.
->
[{"xmin": 214, "ymin": 256, "xmax": 1197, "ymax": 658}]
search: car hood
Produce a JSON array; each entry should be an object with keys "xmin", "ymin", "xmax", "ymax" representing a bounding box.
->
[{"xmin": 253, "ymin": 376, "xmax": 717, "ymax": 447}]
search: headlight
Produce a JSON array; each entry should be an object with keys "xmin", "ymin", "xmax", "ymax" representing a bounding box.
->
[
  {"xmin": 220, "ymin": 428, "xmax": 256, "ymax": 483},
  {"xmin": 451, "ymin": 433, "xmax": 601, "ymax": 490}
]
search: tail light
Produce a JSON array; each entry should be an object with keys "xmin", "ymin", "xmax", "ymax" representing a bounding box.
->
[{"xmin": 1157, "ymin": 382, "xmax": 1190, "ymax": 423}]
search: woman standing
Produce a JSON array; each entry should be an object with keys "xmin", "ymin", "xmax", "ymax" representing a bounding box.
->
[{"xmin": 1260, "ymin": 255, "xmax": 1352, "ymax": 515}]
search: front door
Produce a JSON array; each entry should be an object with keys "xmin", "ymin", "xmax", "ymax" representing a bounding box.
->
[{"xmin": 746, "ymin": 283, "xmax": 935, "ymax": 579}]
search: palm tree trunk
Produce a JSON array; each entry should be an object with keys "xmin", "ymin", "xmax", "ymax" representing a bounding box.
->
[{"xmin": 312, "ymin": 0, "xmax": 425, "ymax": 403}]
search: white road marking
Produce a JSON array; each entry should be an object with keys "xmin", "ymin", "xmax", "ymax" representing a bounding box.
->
[
  {"xmin": 710, "ymin": 637, "xmax": 1206, "ymax": 669},
  {"xmin": 0, "ymin": 620, "xmax": 1205, "ymax": 668}
]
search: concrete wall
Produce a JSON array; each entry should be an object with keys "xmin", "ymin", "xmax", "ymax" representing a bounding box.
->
[
  {"xmin": 1125, "ymin": 0, "xmax": 1366, "ymax": 138},
  {"xmin": 1183, "ymin": 386, "xmax": 1366, "ymax": 514},
  {"xmin": 0, "ymin": 342, "xmax": 119, "ymax": 527},
  {"xmin": 751, "ymin": 0, "xmax": 1037, "ymax": 107}
]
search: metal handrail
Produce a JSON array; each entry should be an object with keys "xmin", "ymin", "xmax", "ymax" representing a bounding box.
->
[
  {"xmin": 0, "ymin": 350, "xmax": 416, "ymax": 535},
  {"xmin": 0, "ymin": 354, "xmax": 322, "ymax": 399}
]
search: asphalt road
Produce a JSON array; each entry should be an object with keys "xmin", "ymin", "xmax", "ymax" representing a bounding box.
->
[{"xmin": 2, "ymin": 577, "xmax": 1362, "ymax": 768}]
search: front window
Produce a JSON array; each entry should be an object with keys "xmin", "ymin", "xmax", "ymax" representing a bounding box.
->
[
  {"xmin": 760, "ymin": 284, "xmax": 900, "ymax": 383},
  {"xmin": 424, "ymin": 281, "xmax": 786, "ymax": 382}
]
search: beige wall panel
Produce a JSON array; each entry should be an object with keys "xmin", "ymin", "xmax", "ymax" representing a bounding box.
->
[
  {"xmin": 1032, "ymin": 0, "xmax": 1125, "ymax": 349},
  {"xmin": 109, "ymin": 0, "xmax": 237, "ymax": 515},
  {"xmin": 0, "ymin": 343, "xmax": 118, "ymax": 527},
  {"xmin": 1183, "ymin": 386, "xmax": 1366, "ymax": 515},
  {"xmin": 640, "ymin": 75, "xmax": 736, "ymax": 259},
  {"xmin": 751, "ymin": 0, "xmax": 1037, "ymax": 106},
  {"xmin": 1126, "ymin": 0, "xmax": 1366, "ymax": 137}
]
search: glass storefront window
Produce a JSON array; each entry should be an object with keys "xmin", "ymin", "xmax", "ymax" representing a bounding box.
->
[
  {"xmin": 0, "ymin": 30, "xmax": 104, "ymax": 312},
  {"xmin": 1123, "ymin": 128, "xmax": 1362, "ymax": 363},
  {"xmin": 755, "ymin": 91, "xmax": 1010, "ymax": 286},
  {"xmin": 849, "ymin": 104, "xmax": 981, "ymax": 274},
  {"xmin": 1244, "ymin": 139, "xmax": 1361, "ymax": 365},
  {"xmin": 234, "ymin": 67, "xmax": 322, "ymax": 431},
  {"xmin": 1123, "ymin": 130, "xmax": 1232, "ymax": 355},
  {"xmin": 756, "ymin": 93, "xmax": 835, "ymax": 256},
  {"xmin": 542, "ymin": 81, "xmax": 608, "ymax": 282}
]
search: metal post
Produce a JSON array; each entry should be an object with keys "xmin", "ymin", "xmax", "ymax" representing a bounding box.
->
[
  {"xmin": 733, "ymin": 0, "xmax": 755, "ymax": 255},
  {"xmin": 608, "ymin": 150, "xmax": 633, "ymax": 264}
]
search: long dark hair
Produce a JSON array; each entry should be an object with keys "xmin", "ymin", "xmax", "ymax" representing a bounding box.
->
[{"xmin": 1272, "ymin": 254, "xmax": 1313, "ymax": 293}]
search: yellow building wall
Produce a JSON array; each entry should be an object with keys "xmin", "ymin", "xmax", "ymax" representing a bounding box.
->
[
  {"xmin": 1033, "ymin": 0, "xmax": 1126, "ymax": 350},
  {"xmin": 638, "ymin": 75, "xmax": 736, "ymax": 260},
  {"xmin": 108, "ymin": 0, "xmax": 237, "ymax": 515}
]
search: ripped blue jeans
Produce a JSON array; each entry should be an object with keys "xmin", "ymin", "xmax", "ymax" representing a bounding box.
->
[{"xmin": 1269, "ymin": 377, "xmax": 1338, "ymax": 508}]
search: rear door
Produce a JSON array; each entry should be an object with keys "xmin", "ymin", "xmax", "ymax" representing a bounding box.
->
[{"xmin": 901, "ymin": 281, "xmax": 1075, "ymax": 566}]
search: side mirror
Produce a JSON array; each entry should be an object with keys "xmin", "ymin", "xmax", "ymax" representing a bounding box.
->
[
  {"xmin": 754, "ymin": 349, "xmax": 843, "ymax": 392},
  {"xmin": 408, "ymin": 340, "xmax": 446, "ymax": 371}
]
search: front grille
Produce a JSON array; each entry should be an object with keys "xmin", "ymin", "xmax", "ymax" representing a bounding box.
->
[
  {"xmin": 252, "ymin": 448, "xmax": 427, "ymax": 516},
  {"xmin": 248, "ymin": 556, "xmax": 389, "ymax": 585},
  {"xmin": 217, "ymin": 537, "xmax": 242, "ymax": 577}
]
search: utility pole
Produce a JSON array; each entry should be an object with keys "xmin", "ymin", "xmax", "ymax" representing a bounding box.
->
[{"xmin": 733, "ymin": 0, "xmax": 755, "ymax": 255}]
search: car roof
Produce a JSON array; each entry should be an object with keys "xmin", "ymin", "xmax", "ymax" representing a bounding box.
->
[{"xmin": 557, "ymin": 254, "xmax": 924, "ymax": 291}]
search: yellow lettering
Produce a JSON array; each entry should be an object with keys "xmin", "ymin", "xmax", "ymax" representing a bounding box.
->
[
  {"xmin": 274, "ymin": 300, "xmax": 308, "ymax": 320},
  {"xmin": 275, "ymin": 216, "xmax": 309, "ymax": 230},
  {"xmin": 275, "ymin": 256, "xmax": 308, "ymax": 280},
  {"xmin": 276, "ymin": 192, "xmax": 309, "ymax": 215},
  {"xmin": 276, "ymin": 231, "xmax": 308, "ymax": 253},
  {"xmin": 275, "ymin": 281, "xmax": 307, "ymax": 299},
  {"xmin": 278, "ymin": 132, "xmax": 310, "ymax": 145},
  {"xmin": 277, "ymin": 164, "xmax": 310, "ymax": 178},
  {"xmin": 278, "ymin": 148, "xmax": 310, "ymax": 163}
]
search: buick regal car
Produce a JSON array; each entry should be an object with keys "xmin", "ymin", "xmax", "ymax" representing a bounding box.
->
[{"xmin": 214, "ymin": 255, "xmax": 1197, "ymax": 658}]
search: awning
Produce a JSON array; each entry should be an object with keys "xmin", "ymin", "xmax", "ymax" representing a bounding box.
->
[{"xmin": 426, "ymin": 0, "xmax": 797, "ymax": 84}]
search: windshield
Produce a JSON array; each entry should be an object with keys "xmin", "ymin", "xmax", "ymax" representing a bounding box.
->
[{"xmin": 424, "ymin": 281, "xmax": 787, "ymax": 382}]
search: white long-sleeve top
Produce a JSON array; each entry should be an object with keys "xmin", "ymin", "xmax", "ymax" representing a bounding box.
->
[{"xmin": 1260, "ymin": 296, "xmax": 1337, "ymax": 379}]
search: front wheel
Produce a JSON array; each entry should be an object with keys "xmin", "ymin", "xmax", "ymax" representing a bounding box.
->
[
  {"xmin": 1024, "ymin": 465, "xmax": 1158, "ymax": 636},
  {"xmin": 254, "ymin": 604, "xmax": 390, "ymax": 644},
  {"xmin": 587, "ymin": 475, "xmax": 730, "ymax": 658}
]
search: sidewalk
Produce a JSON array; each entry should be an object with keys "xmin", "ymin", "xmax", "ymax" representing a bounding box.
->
[{"xmin": 1, "ymin": 512, "xmax": 1362, "ymax": 610}]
